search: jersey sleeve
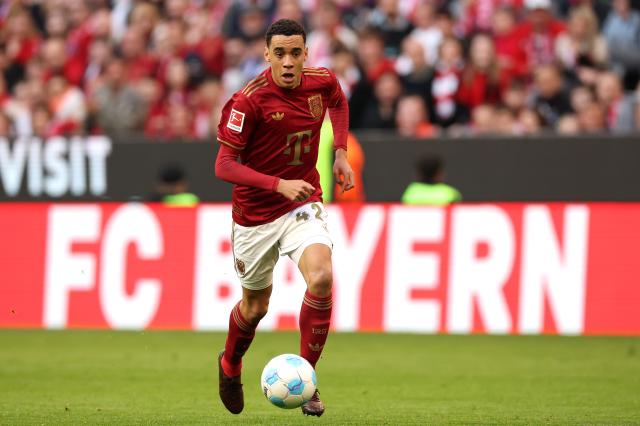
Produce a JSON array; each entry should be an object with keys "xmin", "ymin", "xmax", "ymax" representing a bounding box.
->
[
  {"xmin": 326, "ymin": 68, "xmax": 346, "ymax": 108},
  {"xmin": 216, "ymin": 93, "xmax": 256, "ymax": 150},
  {"xmin": 325, "ymin": 69, "xmax": 349, "ymax": 151}
]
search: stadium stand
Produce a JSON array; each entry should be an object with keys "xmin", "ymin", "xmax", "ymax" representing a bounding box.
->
[{"xmin": 0, "ymin": 0, "xmax": 638, "ymax": 139}]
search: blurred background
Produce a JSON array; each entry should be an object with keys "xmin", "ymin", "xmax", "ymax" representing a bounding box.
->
[{"xmin": 0, "ymin": 0, "xmax": 639, "ymax": 140}]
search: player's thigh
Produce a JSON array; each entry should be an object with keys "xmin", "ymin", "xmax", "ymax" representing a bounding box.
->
[
  {"xmin": 280, "ymin": 202, "xmax": 333, "ymax": 266},
  {"xmin": 233, "ymin": 220, "xmax": 282, "ymax": 290}
]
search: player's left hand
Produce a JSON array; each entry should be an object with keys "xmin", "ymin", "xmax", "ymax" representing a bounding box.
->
[{"xmin": 333, "ymin": 150, "xmax": 355, "ymax": 193}]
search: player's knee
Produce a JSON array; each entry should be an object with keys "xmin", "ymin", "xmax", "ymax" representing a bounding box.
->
[{"xmin": 306, "ymin": 266, "xmax": 333, "ymax": 298}]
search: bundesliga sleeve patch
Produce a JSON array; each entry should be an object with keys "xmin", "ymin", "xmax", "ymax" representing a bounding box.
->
[{"xmin": 227, "ymin": 109, "xmax": 245, "ymax": 132}]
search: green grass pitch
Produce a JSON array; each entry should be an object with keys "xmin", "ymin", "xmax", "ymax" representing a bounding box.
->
[{"xmin": 1, "ymin": 330, "xmax": 639, "ymax": 425}]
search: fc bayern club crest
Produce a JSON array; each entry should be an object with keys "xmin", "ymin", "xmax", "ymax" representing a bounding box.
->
[
  {"xmin": 235, "ymin": 259, "xmax": 246, "ymax": 276},
  {"xmin": 307, "ymin": 94, "xmax": 323, "ymax": 120}
]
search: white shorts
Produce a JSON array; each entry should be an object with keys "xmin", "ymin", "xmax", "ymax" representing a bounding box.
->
[{"xmin": 232, "ymin": 202, "xmax": 332, "ymax": 290}]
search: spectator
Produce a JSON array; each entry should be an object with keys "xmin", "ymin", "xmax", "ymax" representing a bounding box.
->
[
  {"xmin": 329, "ymin": 42, "xmax": 360, "ymax": 99},
  {"xmin": 555, "ymin": 0, "xmax": 611, "ymax": 26},
  {"xmin": 192, "ymin": 77, "xmax": 223, "ymax": 139},
  {"xmin": 459, "ymin": 0, "xmax": 524, "ymax": 36},
  {"xmin": 165, "ymin": 103, "xmax": 195, "ymax": 140},
  {"xmin": 603, "ymin": 0, "xmax": 640, "ymax": 73},
  {"xmin": 307, "ymin": 0, "xmax": 358, "ymax": 68},
  {"xmin": 396, "ymin": 37, "xmax": 431, "ymax": 103},
  {"xmin": 152, "ymin": 20, "xmax": 186, "ymax": 85},
  {"xmin": 502, "ymin": 79, "xmax": 528, "ymax": 115},
  {"xmin": 3, "ymin": 8, "xmax": 41, "ymax": 89},
  {"xmin": 402, "ymin": 155, "xmax": 462, "ymax": 206},
  {"xmin": 470, "ymin": 104, "xmax": 496, "ymax": 134},
  {"xmin": 396, "ymin": 95, "xmax": 438, "ymax": 138},
  {"xmin": 182, "ymin": 10, "xmax": 225, "ymax": 78},
  {"xmin": 458, "ymin": 33, "xmax": 507, "ymax": 110},
  {"xmin": 359, "ymin": 70, "xmax": 402, "ymax": 129},
  {"xmin": 91, "ymin": 59, "xmax": 145, "ymax": 136},
  {"xmin": 577, "ymin": 101, "xmax": 607, "ymax": 133},
  {"xmin": 221, "ymin": 37, "xmax": 252, "ymax": 99},
  {"xmin": 0, "ymin": 0, "xmax": 637, "ymax": 139},
  {"xmin": 273, "ymin": 0, "xmax": 308, "ymax": 28},
  {"xmin": 349, "ymin": 28, "xmax": 395, "ymax": 127},
  {"xmin": 518, "ymin": 0, "xmax": 566, "ymax": 69},
  {"xmin": 31, "ymin": 102, "xmax": 53, "ymax": 138},
  {"xmin": 4, "ymin": 81, "xmax": 36, "ymax": 136},
  {"xmin": 570, "ymin": 84, "xmax": 596, "ymax": 114},
  {"xmin": 408, "ymin": 2, "xmax": 441, "ymax": 67},
  {"xmin": 596, "ymin": 71, "xmax": 637, "ymax": 133},
  {"xmin": 165, "ymin": 0, "xmax": 190, "ymax": 21},
  {"xmin": 121, "ymin": 27, "xmax": 157, "ymax": 82},
  {"xmin": 555, "ymin": 6, "xmax": 608, "ymax": 70},
  {"xmin": 165, "ymin": 58, "xmax": 191, "ymax": 106},
  {"xmin": 139, "ymin": 78, "xmax": 167, "ymax": 138},
  {"xmin": 41, "ymin": 37, "xmax": 68, "ymax": 81},
  {"xmin": 84, "ymin": 38, "xmax": 113, "ymax": 90},
  {"xmin": 531, "ymin": 64, "xmax": 572, "ymax": 128},
  {"xmin": 366, "ymin": 0, "xmax": 413, "ymax": 57},
  {"xmin": 517, "ymin": 108, "xmax": 543, "ymax": 134},
  {"xmin": 47, "ymin": 75, "xmax": 87, "ymax": 133},
  {"xmin": 236, "ymin": 5, "xmax": 268, "ymax": 42},
  {"xmin": 426, "ymin": 37, "xmax": 466, "ymax": 128},
  {"xmin": 128, "ymin": 2, "xmax": 160, "ymax": 42},
  {"xmin": 556, "ymin": 113, "xmax": 581, "ymax": 134},
  {"xmin": 492, "ymin": 6, "xmax": 528, "ymax": 79},
  {"xmin": 44, "ymin": 8, "xmax": 68, "ymax": 39},
  {"xmin": 494, "ymin": 105, "xmax": 517, "ymax": 134}
]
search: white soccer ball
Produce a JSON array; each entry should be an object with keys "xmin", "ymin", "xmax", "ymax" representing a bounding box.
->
[{"xmin": 260, "ymin": 354, "xmax": 317, "ymax": 409}]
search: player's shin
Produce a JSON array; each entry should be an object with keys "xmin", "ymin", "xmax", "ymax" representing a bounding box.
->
[
  {"xmin": 299, "ymin": 290, "xmax": 332, "ymax": 368},
  {"xmin": 222, "ymin": 301, "xmax": 257, "ymax": 377}
]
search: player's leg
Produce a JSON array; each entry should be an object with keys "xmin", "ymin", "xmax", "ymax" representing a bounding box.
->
[
  {"xmin": 219, "ymin": 285, "xmax": 272, "ymax": 415},
  {"xmin": 297, "ymin": 243, "xmax": 333, "ymax": 417},
  {"xmin": 279, "ymin": 202, "xmax": 333, "ymax": 416},
  {"xmin": 221, "ymin": 285, "xmax": 272, "ymax": 376},
  {"xmin": 297, "ymin": 243, "xmax": 333, "ymax": 368},
  {"xmin": 219, "ymin": 220, "xmax": 280, "ymax": 414}
]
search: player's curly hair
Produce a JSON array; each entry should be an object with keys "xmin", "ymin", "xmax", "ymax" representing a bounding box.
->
[{"xmin": 266, "ymin": 19, "xmax": 306, "ymax": 46}]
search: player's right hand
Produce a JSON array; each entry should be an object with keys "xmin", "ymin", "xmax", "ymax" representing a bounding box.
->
[{"xmin": 276, "ymin": 179, "xmax": 315, "ymax": 202}]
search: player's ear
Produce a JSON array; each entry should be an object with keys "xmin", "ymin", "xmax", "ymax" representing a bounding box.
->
[
  {"xmin": 264, "ymin": 45, "xmax": 270, "ymax": 62},
  {"xmin": 304, "ymin": 47, "xmax": 308, "ymax": 61}
]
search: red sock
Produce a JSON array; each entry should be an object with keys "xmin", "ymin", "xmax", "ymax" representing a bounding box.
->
[
  {"xmin": 222, "ymin": 301, "xmax": 256, "ymax": 377},
  {"xmin": 299, "ymin": 290, "xmax": 332, "ymax": 368}
]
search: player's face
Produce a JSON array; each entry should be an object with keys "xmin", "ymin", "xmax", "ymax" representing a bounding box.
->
[{"xmin": 265, "ymin": 34, "xmax": 307, "ymax": 89}]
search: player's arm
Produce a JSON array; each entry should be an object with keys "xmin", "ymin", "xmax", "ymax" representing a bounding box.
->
[
  {"xmin": 327, "ymin": 73, "xmax": 355, "ymax": 193},
  {"xmin": 215, "ymin": 146, "xmax": 314, "ymax": 202},
  {"xmin": 215, "ymin": 93, "xmax": 315, "ymax": 202}
]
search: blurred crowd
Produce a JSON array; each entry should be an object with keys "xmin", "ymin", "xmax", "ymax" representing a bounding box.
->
[{"xmin": 0, "ymin": 0, "xmax": 639, "ymax": 140}]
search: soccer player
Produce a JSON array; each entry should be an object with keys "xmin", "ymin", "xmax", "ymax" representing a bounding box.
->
[{"xmin": 214, "ymin": 19, "xmax": 354, "ymax": 416}]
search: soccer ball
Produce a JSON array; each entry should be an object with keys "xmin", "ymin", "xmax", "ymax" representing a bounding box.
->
[{"xmin": 261, "ymin": 354, "xmax": 317, "ymax": 409}]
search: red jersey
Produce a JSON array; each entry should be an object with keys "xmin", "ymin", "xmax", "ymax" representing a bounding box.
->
[{"xmin": 217, "ymin": 67, "xmax": 345, "ymax": 226}]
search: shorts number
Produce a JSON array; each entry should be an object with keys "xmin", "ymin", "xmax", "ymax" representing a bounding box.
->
[{"xmin": 311, "ymin": 203, "xmax": 323, "ymax": 219}]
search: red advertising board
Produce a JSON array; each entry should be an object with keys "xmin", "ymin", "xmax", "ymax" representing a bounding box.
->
[{"xmin": 1, "ymin": 203, "xmax": 639, "ymax": 335}]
